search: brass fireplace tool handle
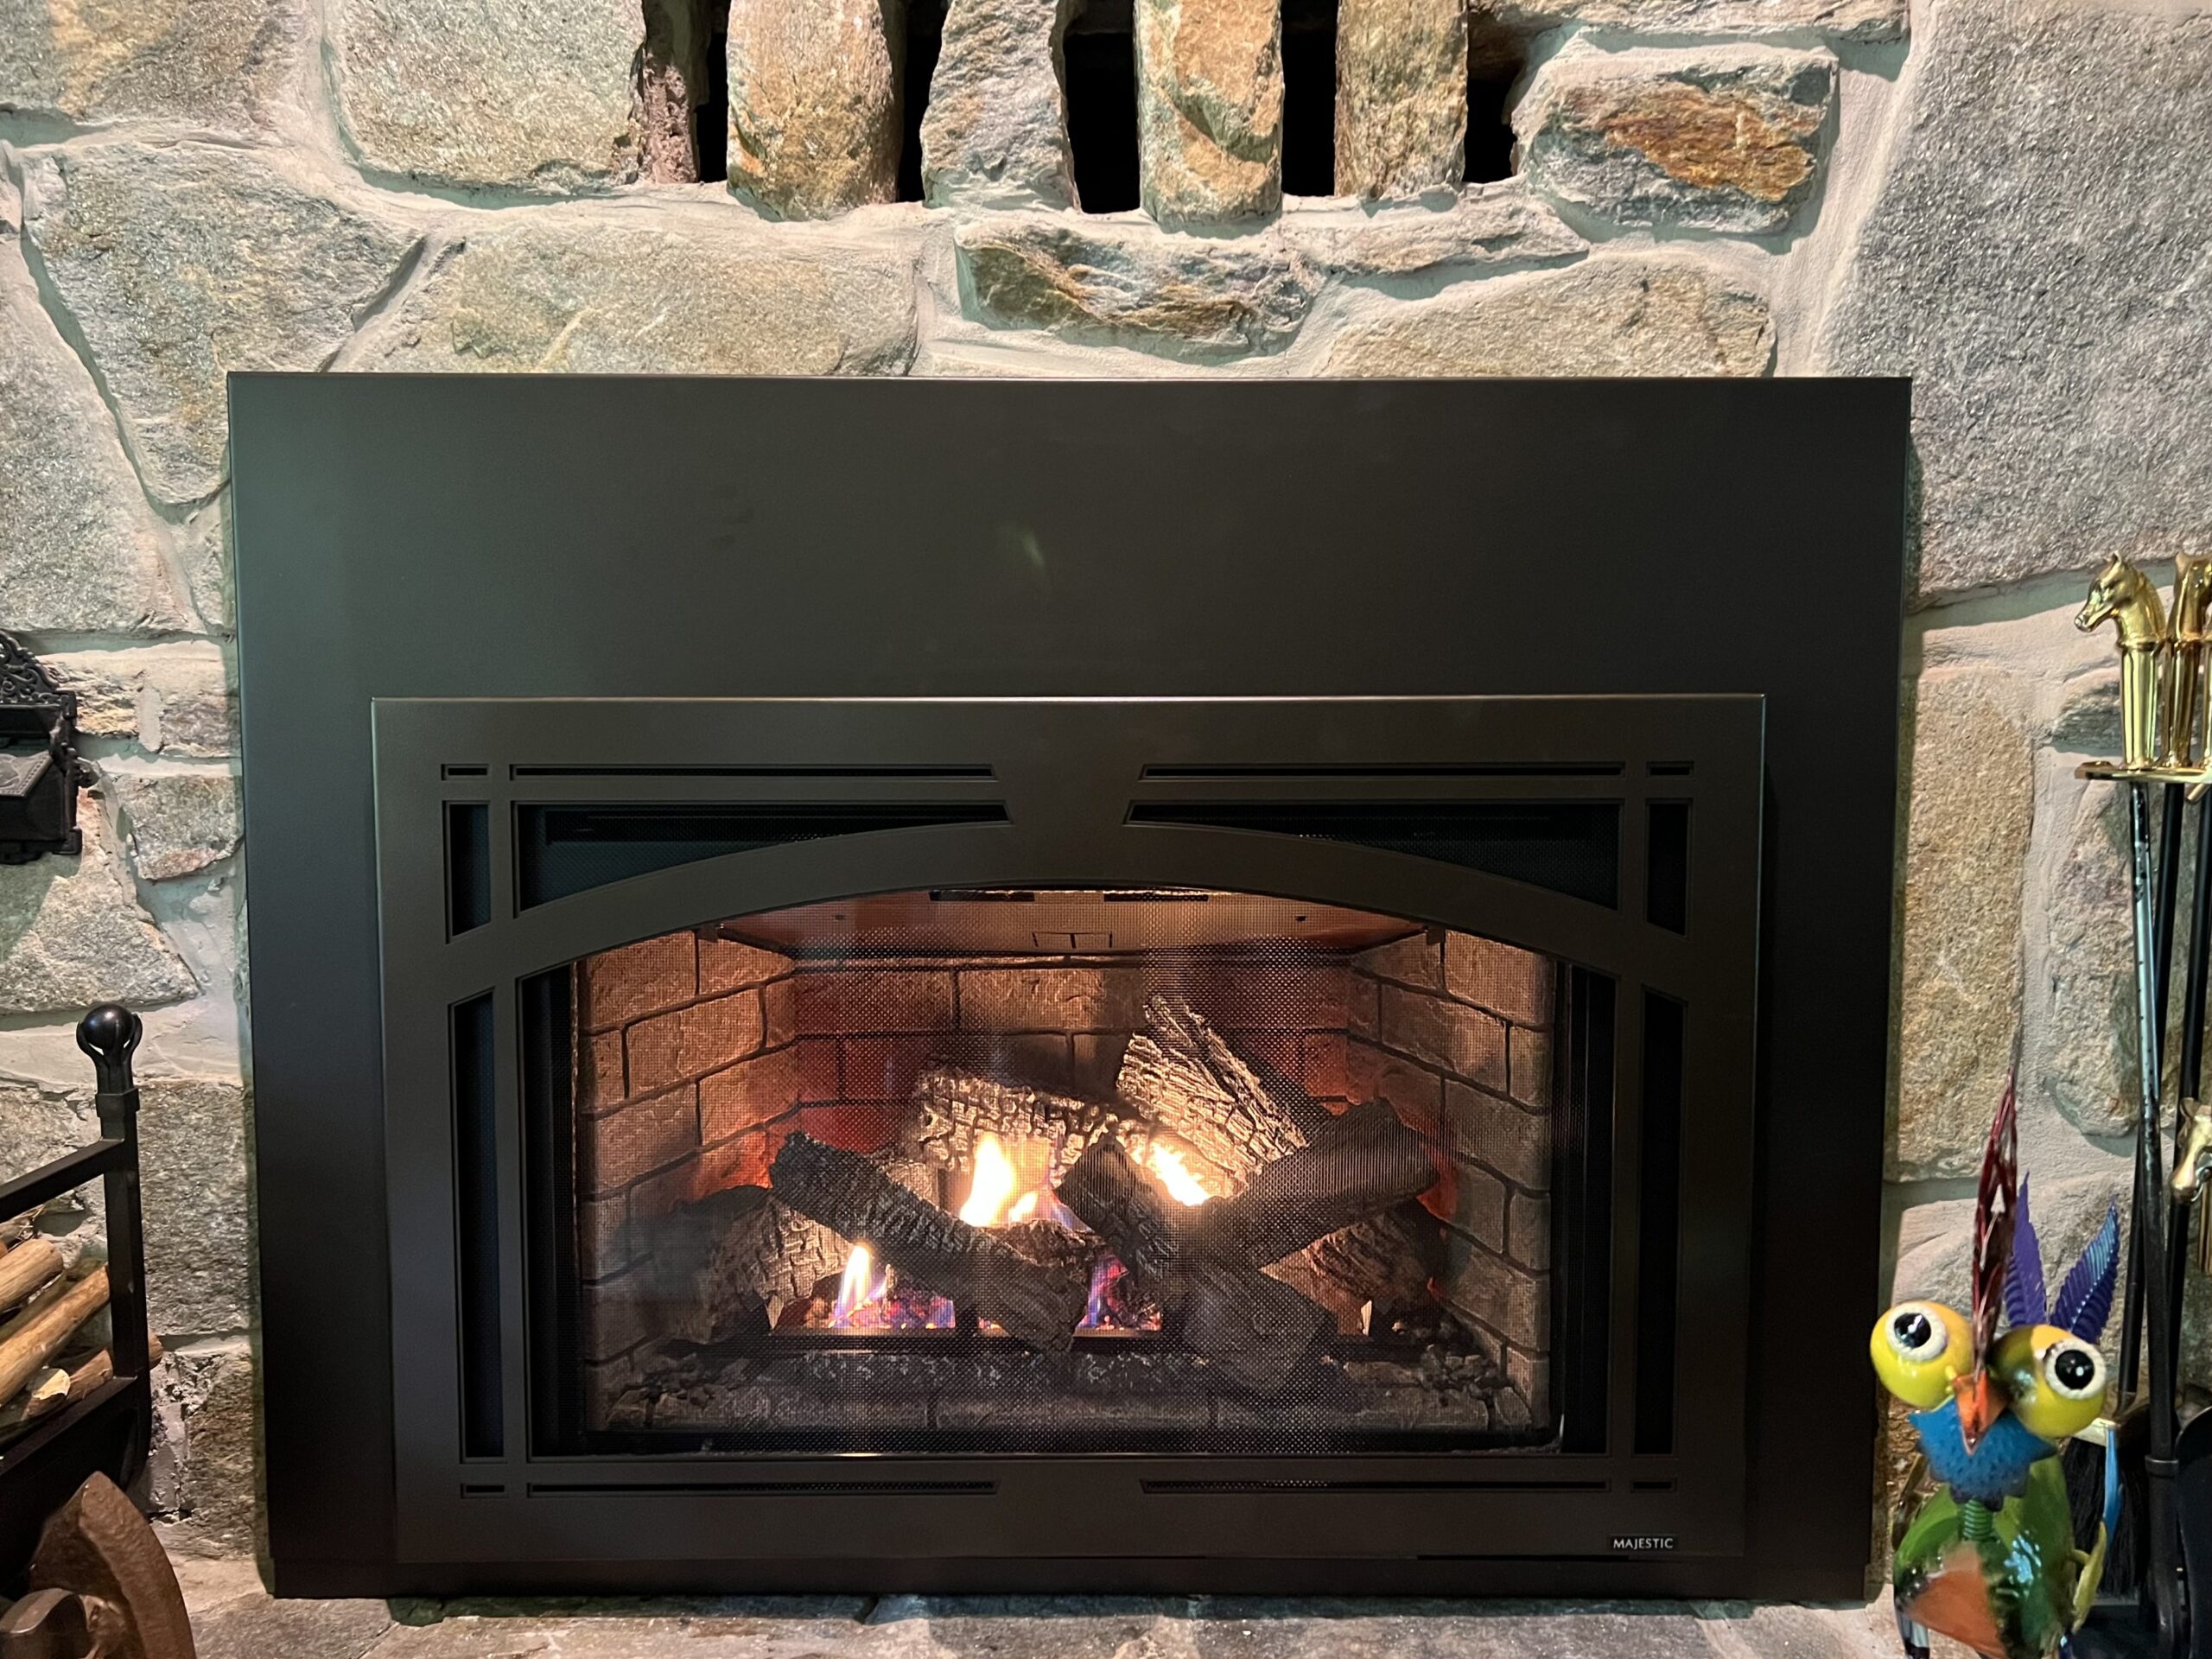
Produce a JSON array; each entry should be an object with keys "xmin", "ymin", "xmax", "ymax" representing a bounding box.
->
[
  {"xmin": 2075, "ymin": 550, "xmax": 2212, "ymax": 785},
  {"xmin": 2078, "ymin": 552, "xmax": 2212, "ymax": 1280}
]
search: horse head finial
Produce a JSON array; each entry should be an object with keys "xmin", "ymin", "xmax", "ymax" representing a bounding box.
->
[
  {"xmin": 2076, "ymin": 556, "xmax": 2169, "ymax": 770},
  {"xmin": 2076, "ymin": 554, "xmax": 2143, "ymax": 636}
]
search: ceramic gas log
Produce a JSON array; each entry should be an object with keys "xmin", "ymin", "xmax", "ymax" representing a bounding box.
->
[{"xmin": 769, "ymin": 1134, "xmax": 1095, "ymax": 1351}]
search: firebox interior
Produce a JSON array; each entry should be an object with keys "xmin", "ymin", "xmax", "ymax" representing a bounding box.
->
[{"xmin": 552, "ymin": 886, "xmax": 1578, "ymax": 1457}]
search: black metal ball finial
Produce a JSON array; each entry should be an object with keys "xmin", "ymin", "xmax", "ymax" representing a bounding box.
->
[{"xmin": 77, "ymin": 1002, "xmax": 143, "ymax": 1090}]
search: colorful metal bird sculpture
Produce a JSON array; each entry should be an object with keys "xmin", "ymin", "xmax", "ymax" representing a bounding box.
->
[{"xmin": 1870, "ymin": 1075, "xmax": 2123, "ymax": 1659}]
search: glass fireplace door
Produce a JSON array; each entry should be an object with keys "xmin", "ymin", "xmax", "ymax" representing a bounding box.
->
[
  {"xmin": 372, "ymin": 693, "xmax": 1760, "ymax": 1572},
  {"xmin": 543, "ymin": 889, "xmax": 1576, "ymax": 1456}
]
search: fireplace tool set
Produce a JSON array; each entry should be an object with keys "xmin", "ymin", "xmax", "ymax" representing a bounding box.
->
[{"xmin": 2065, "ymin": 553, "xmax": 2212, "ymax": 1658}]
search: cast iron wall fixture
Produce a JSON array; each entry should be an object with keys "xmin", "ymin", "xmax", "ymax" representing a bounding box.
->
[{"xmin": 0, "ymin": 632, "xmax": 89, "ymax": 863}]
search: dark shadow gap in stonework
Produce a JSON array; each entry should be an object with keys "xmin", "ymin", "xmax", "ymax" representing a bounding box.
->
[
  {"xmin": 1465, "ymin": 16, "xmax": 1528, "ymax": 185},
  {"xmin": 1280, "ymin": 0, "xmax": 1338, "ymax": 197},
  {"xmin": 1065, "ymin": 0, "xmax": 1141, "ymax": 213},
  {"xmin": 897, "ymin": 0, "xmax": 949, "ymax": 202},
  {"xmin": 694, "ymin": 0, "xmax": 730, "ymax": 183}
]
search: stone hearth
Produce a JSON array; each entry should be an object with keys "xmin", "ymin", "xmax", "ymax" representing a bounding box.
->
[{"xmin": 174, "ymin": 1553, "xmax": 1907, "ymax": 1658}]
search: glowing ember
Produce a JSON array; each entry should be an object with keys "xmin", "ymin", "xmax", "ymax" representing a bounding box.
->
[
  {"xmin": 1147, "ymin": 1144, "xmax": 1211, "ymax": 1206},
  {"xmin": 1084, "ymin": 1255, "xmax": 1125, "ymax": 1328},
  {"xmin": 959, "ymin": 1134, "xmax": 1020, "ymax": 1225},
  {"xmin": 1078, "ymin": 1253, "xmax": 1160, "ymax": 1332}
]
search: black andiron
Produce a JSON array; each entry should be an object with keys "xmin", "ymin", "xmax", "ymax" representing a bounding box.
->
[{"xmin": 0, "ymin": 1006, "xmax": 195, "ymax": 1659}]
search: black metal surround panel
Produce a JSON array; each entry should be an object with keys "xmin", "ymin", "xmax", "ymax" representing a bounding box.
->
[{"xmin": 230, "ymin": 375, "xmax": 1910, "ymax": 1599}]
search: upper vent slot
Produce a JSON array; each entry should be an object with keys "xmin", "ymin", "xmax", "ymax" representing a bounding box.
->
[
  {"xmin": 1128, "ymin": 800, "xmax": 1620, "ymax": 907},
  {"xmin": 1142, "ymin": 1478, "xmax": 1608, "ymax": 1495},
  {"xmin": 516, "ymin": 802, "xmax": 1007, "ymax": 909}
]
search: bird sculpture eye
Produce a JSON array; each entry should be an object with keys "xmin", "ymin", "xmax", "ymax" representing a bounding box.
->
[
  {"xmin": 1885, "ymin": 1303, "xmax": 1945, "ymax": 1362},
  {"xmin": 2043, "ymin": 1338, "xmax": 2104, "ymax": 1402}
]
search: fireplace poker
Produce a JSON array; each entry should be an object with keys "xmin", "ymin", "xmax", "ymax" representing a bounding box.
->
[{"xmin": 2129, "ymin": 782, "xmax": 2189, "ymax": 1655}]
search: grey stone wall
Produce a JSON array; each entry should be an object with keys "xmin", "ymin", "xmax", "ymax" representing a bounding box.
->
[{"xmin": 1, "ymin": 0, "xmax": 2208, "ymax": 1568}]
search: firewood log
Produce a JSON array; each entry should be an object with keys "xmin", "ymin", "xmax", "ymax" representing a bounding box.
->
[
  {"xmin": 1116, "ymin": 995, "xmax": 1326, "ymax": 1191},
  {"xmin": 0, "ymin": 1270, "xmax": 109, "ymax": 1405},
  {"xmin": 65, "ymin": 1351, "xmax": 113, "ymax": 1405},
  {"xmin": 771, "ymin": 1135, "xmax": 1090, "ymax": 1351},
  {"xmin": 1307, "ymin": 1199, "xmax": 1446, "ymax": 1313},
  {"xmin": 0, "ymin": 1237, "xmax": 63, "ymax": 1313},
  {"xmin": 989, "ymin": 1217, "xmax": 1106, "ymax": 1278},
  {"xmin": 1058, "ymin": 1138, "xmax": 1332, "ymax": 1395},
  {"xmin": 61, "ymin": 1336, "xmax": 159, "ymax": 1406},
  {"xmin": 1182, "ymin": 1100, "xmax": 1436, "ymax": 1268},
  {"xmin": 0, "ymin": 1334, "xmax": 168, "ymax": 1446},
  {"xmin": 0, "ymin": 1365, "xmax": 68, "ymax": 1435},
  {"xmin": 903, "ymin": 1064, "xmax": 1157, "ymax": 1171},
  {"xmin": 635, "ymin": 1185, "xmax": 844, "ymax": 1345}
]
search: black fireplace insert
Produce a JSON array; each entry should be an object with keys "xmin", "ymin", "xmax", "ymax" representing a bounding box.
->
[{"xmin": 232, "ymin": 375, "xmax": 1909, "ymax": 1599}]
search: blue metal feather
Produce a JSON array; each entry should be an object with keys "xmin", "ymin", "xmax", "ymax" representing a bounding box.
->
[
  {"xmin": 2053, "ymin": 1202, "xmax": 2121, "ymax": 1342},
  {"xmin": 2005, "ymin": 1174, "xmax": 2048, "ymax": 1330}
]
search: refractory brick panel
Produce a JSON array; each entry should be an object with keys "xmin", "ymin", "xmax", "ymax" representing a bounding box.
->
[
  {"xmin": 795, "ymin": 969, "xmax": 957, "ymax": 1034},
  {"xmin": 697, "ymin": 1046, "xmax": 804, "ymax": 1142},
  {"xmin": 578, "ymin": 933, "xmax": 698, "ymax": 1032},
  {"xmin": 625, "ymin": 993, "xmax": 765, "ymax": 1093}
]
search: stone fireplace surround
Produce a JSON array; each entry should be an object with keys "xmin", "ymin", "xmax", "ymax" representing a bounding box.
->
[{"xmin": 0, "ymin": 0, "xmax": 2201, "ymax": 1605}]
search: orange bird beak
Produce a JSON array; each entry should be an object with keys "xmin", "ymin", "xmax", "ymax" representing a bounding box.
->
[{"xmin": 1954, "ymin": 1370, "xmax": 2004, "ymax": 1453}]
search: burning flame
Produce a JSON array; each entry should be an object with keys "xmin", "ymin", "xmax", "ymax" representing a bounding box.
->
[
  {"xmin": 825, "ymin": 1241, "xmax": 954, "ymax": 1331},
  {"xmin": 830, "ymin": 1243, "xmax": 887, "ymax": 1324},
  {"xmin": 959, "ymin": 1134, "xmax": 1021, "ymax": 1225},
  {"xmin": 1147, "ymin": 1144, "xmax": 1212, "ymax": 1206},
  {"xmin": 822, "ymin": 1134, "xmax": 1189, "ymax": 1335}
]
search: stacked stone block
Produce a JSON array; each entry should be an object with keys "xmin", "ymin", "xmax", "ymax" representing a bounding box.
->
[
  {"xmin": 1515, "ymin": 42, "xmax": 1836, "ymax": 234},
  {"xmin": 1334, "ymin": 0, "xmax": 1468, "ymax": 200}
]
